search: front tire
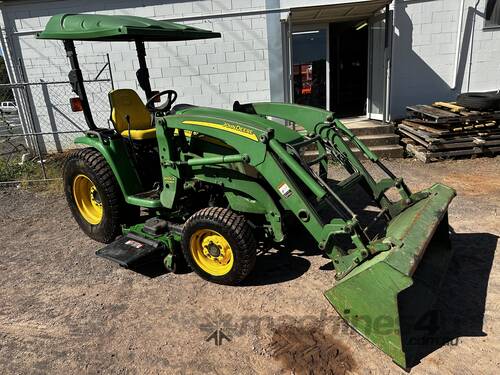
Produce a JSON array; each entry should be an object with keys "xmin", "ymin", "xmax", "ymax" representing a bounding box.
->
[
  {"xmin": 64, "ymin": 148, "xmax": 137, "ymax": 243},
  {"xmin": 182, "ymin": 207, "xmax": 257, "ymax": 285}
]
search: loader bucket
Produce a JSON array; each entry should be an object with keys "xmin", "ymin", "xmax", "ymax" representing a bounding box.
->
[{"xmin": 325, "ymin": 183, "xmax": 456, "ymax": 369}]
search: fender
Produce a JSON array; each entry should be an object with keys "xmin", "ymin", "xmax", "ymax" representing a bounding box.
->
[
  {"xmin": 192, "ymin": 165, "xmax": 285, "ymax": 242},
  {"xmin": 74, "ymin": 135, "xmax": 143, "ymax": 201}
]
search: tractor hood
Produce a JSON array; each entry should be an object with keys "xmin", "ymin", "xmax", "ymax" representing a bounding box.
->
[{"xmin": 173, "ymin": 105, "xmax": 303, "ymax": 144}]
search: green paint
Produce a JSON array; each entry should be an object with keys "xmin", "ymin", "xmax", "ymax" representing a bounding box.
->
[
  {"xmin": 37, "ymin": 13, "xmax": 220, "ymax": 41},
  {"xmin": 46, "ymin": 15, "xmax": 457, "ymax": 367},
  {"xmin": 325, "ymin": 184, "xmax": 455, "ymax": 368},
  {"xmin": 183, "ymin": 153, "xmax": 249, "ymax": 166},
  {"xmin": 74, "ymin": 135, "xmax": 143, "ymax": 198}
]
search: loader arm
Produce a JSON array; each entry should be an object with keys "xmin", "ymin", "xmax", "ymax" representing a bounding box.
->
[
  {"xmin": 232, "ymin": 102, "xmax": 457, "ymax": 368},
  {"xmin": 243, "ymin": 102, "xmax": 414, "ymax": 214}
]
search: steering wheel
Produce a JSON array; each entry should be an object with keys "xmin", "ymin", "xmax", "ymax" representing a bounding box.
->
[{"xmin": 146, "ymin": 89, "xmax": 177, "ymax": 113}]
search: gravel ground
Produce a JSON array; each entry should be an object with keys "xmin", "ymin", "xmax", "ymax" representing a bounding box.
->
[{"xmin": 0, "ymin": 157, "xmax": 499, "ymax": 375}]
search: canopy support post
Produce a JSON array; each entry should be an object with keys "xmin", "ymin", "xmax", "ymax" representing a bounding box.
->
[
  {"xmin": 135, "ymin": 40, "xmax": 153, "ymax": 105},
  {"xmin": 63, "ymin": 40, "xmax": 96, "ymax": 130}
]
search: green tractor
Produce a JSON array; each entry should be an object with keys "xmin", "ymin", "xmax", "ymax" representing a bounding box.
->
[{"xmin": 38, "ymin": 14, "xmax": 456, "ymax": 368}]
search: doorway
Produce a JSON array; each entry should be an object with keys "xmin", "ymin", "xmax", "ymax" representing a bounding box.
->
[
  {"xmin": 290, "ymin": 21, "xmax": 370, "ymax": 117},
  {"xmin": 329, "ymin": 20, "xmax": 369, "ymax": 118},
  {"xmin": 287, "ymin": 4, "xmax": 391, "ymax": 121},
  {"xmin": 291, "ymin": 27, "xmax": 328, "ymax": 110}
]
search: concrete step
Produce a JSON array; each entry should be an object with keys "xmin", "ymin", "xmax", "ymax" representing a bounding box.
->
[
  {"xmin": 342, "ymin": 120, "xmax": 403, "ymax": 158},
  {"xmin": 352, "ymin": 144, "xmax": 404, "ymax": 159},
  {"xmin": 347, "ymin": 133, "xmax": 400, "ymax": 147},
  {"xmin": 297, "ymin": 119, "xmax": 404, "ymax": 158},
  {"xmin": 346, "ymin": 122, "xmax": 396, "ymax": 137}
]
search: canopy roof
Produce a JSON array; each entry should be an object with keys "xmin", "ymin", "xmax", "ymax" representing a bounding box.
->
[{"xmin": 37, "ymin": 13, "xmax": 221, "ymax": 42}]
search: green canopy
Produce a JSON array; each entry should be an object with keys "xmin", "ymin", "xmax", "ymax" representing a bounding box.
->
[{"xmin": 37, "ymin": 13, "xmax": 221, "ymax": 42}]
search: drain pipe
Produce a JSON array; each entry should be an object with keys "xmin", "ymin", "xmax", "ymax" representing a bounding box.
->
[
  {"xmin": 452, "ymin": 0, "xmax": 466, "ymax": 91},
  {"xmin": 467, "ymin": 0, "xmax": 481, "ymax": 92}
]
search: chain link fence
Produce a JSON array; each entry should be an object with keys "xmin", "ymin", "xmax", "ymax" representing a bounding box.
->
[{"xmin": 0, "ymin": 56, "xmax": 113, "ymax": 186}]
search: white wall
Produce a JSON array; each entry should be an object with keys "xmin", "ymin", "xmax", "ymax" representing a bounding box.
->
[
  {"xmin": 390, "ymin": 0, "xmax": 500, "ymax": 119},
  {"xmin": 0, "ymin": 0, "xmax": 273, "ymax": 151},
  {"xmin": 3, "ymin": 0, "xmax": 500, "ymax": 145}
]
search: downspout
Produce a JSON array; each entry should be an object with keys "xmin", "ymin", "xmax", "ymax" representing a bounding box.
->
[
  {"xmin": 467, "ymin": 0, "xmax": 481, "ymax": 92},
  {"xmin": 452, "ymin": 0, "xmax": 466, "ymax": 90}
]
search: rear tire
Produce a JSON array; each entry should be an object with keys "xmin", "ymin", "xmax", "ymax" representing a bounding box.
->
[
  {"xmin": 64, "ymin": 148, "xmax": 138, "ymax": 243},
  {"xmin": 182, "ymin": 207, "xmax": 257, "ymax": 285},
  {"xmin": 456, "ymin": 91, "xmax": 500, "ymax": 111}
]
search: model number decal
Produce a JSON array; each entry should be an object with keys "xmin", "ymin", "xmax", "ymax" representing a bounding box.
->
[
  {"xmin": 125, "ymin": 240, "xmax": 144, "ymax": 249},
  {"xmin": 181, "ymin": 120, "xmax": 258, "ymax": 141},
  {"xmin": 163, "ymin": 175, "xmax": 176, "ymax": 183},
  {"xmin": 278, "ymin": 183, "xmax": 292, "ymax": 198}
]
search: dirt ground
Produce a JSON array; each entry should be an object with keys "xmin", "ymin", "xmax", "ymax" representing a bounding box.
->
[{"xmin": 0, "ymin": 157, "xmax": 499, "ymax": 375}]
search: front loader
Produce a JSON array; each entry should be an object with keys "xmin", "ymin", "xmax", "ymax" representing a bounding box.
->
[{"xmin": 38, "ymin": 14, "xmax": 456, "ymax": 369}]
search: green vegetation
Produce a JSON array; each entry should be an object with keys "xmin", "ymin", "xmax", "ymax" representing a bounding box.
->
[{"xmin": 0, "ymin": 153, "xmax": 64, "ymax": 191}]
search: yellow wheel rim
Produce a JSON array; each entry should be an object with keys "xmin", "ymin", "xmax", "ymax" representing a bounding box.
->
[
  {"xmin": 190, "ymin": 229, "xmax": 234, "ymax": 276},
  {"xmin": 72, "ymin": 174, "xmax": 103, "ymax": 225}
]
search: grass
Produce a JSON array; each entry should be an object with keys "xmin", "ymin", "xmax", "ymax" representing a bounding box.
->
[{"xmin": 0, "ymin": 151, "xmax": 68, "ymax": 191}]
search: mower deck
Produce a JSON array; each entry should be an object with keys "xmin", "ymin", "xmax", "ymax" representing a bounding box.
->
[{"xmin": 96, "ymin": 233, "xmax": 166, "ymax": 268}]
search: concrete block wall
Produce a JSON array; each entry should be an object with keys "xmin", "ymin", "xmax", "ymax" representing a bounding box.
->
[
  {"xmin": 390, "ymin": 0, "xmax": 500, "ymax": 118},
  {"xmin": 0, "ymin": 0, "xmax": 273, "ymax": 151},
  {"xmin": 4, "ymin": 0, "xmax": 500, "ymax": 141}
]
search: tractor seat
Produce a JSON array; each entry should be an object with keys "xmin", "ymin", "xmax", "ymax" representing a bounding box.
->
[{"xmin": 108, "ymin": 89, "xmax": 156, "ymax": 140}]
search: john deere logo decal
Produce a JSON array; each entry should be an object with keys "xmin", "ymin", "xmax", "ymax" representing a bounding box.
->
[{"xmin": 181, "ymin": 120, "xmax": 258, "ymax": 141}]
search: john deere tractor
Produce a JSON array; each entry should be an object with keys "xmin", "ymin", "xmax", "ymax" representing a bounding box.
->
[{"xmin": 38, "ymin": 14, "xmax": 456, "ymax": 368}]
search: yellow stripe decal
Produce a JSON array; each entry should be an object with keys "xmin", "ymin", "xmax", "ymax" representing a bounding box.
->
[
  {"xmin": 181, "ymin": 120, "xmax": 258, "ymax": 142},
  {"xmin": 174, "ymin": 129, "xmax": 193, "ymax": 137}
]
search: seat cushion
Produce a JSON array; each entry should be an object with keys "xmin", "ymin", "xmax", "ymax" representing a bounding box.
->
[
  {"xmin": 109, "ymin": 89, "xmax": 152, "ymax": 134},
  {"xmin": 120, "ymin": 128, "xmax": 156, "ymax": 140}
]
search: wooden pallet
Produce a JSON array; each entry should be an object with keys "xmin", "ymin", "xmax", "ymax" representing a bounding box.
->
[
  {"xmin": 399, "ymin": 122, "xmax": 500, "ymax": 147},
  {"xmin": 401, "ymin": 120, "xmax": 499, "ymax": 137},
  {"xmin": 406, "ymin": 104, "xmax": 500, "ymax": 126},
  {"xmin": 405, "ymin": 142, "xmax": 500, "ymax": 163},
  {"xmin": 400, "ymin": 129, "xmax": 500, "ymax": 152},
  {"xmin": 402, "ymin": 101, "xmax": 500, "ymax": 161},
  {"xmin": 432, "ymin": 101, "xmax": 464, "ymax": 113}
]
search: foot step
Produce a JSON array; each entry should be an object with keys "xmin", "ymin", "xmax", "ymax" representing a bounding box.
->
[
  {"xmin": 132, "ymin": 189, "xmax": 161, "ymax": 200},
  {"xmin": 128, "ymin": 188, "xmax": 162, "ymax": 208},
  {"xmin": 96, "ymin": 233, "xmax": 165, "ymax": 268}
]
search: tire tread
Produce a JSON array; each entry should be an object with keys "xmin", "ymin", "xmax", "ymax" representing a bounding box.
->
[
  {"xmin": 182, "ymin": 207, "xmax": 256, "ymax": 285},
  {"xmin": 64, "ymin": 148, "xmax": 132, "ymax": 243}
]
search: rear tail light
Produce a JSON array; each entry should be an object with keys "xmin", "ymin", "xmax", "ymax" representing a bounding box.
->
[
  {"xmin": 151, "ymin": 91, "xmax": 161, "ymax": 103},
  {"xmin": 70, "ymin": 97, "xmax": 83, "ymax": 112}
]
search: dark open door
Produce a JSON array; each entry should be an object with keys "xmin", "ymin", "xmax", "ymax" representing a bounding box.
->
[
  {"xmin": 285, "ymin": 1, "xmax": 393, "ymax": 118},
  {"xmin": 329, "ymin": 21, "xmax": 369, "ymax": 117}
]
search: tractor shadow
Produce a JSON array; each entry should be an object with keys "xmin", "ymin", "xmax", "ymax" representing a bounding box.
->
[
  {"xmin": 403, "ymin": 230, "xmax": 497, "ymax": 368},
  {"xmin": 244, "ymin": 183, "xmax": 392, "ymax": 286},
  {"xmin": 126, "ymin": 262, "xmax": 170, "ymax": 278},
  {"xmin": 242, "ymin": 247, "xmax": 312, "ymax": 287},
  {"xmin": 126, "ymin": 255, "xmax": 193, "ymax": 278}
]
